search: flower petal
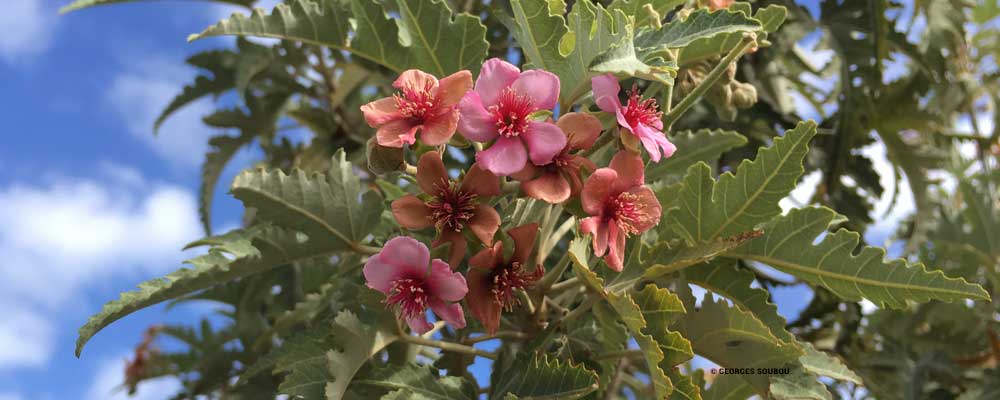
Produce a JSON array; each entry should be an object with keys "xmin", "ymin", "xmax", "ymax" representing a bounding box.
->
[
  {"xmin": 476, "ymin": 136, "xmax": 528, "ymax": 176},
  {"xmin": 406, "ymin": 313, "xmax": 434, "ymax": 335},
  {"xmin": 557, "ymin": 112, "xmax": 602, "ymax": 150},
  {"xmin": 508, "ymin": 223, "xmax": 538, "ymax": 265},
  {"xmin": 376, "ymin": 119, "xmax": 420, "ymax": 148},
  {"xmin": 628, "ymin": 186, "xmax": 662, "ymax": 233},
  {"xmin": 427, "ymin": 259, "xmax": 468, "ymax": 302},
  {"xmin": 465, "ymin": 266, "xmax": 501, "ymax": 334},
  {"xmin": 363, "ymin": 254, "xmax": 403, "ymax": 294},
  {"xmin": 467, "ymin": 204, "xmax": 500, "ymax": 245},
  {"xmin": 604, "ymin": 223, "xmax": 626, "ymax": 271},
  {"xmin": 580, "ymin": 216, "xmax": 609, "ymax": 257},
  {"xmin": 475, "ymin": 58, "xmax": 521, "ymax": 107},
  {"xmin": 581, "ymin": 168, "xmax": 618, "ymax": 215},
  {"xmin": 457, "ymin": 91, "xmax": 499, "ymax": 142},
  {"xmin": 510, "ymin": 69, "xmax": 560, "ymax": 110},
  {"xmin": 522, "ymin": 172, "xmax": 571, "ymax": 204},
  {"xmin": 459, "ymin": 163, "xmax": 501, "ymax": 197},
  {"xmin": 433, "ymin": 230, "xmax": 468, "ymax": 270},
  {"xmin": 522, "ymin": 121, "xmax": 567, "ymax": 166},
  {"xmin": 391, "ymin": 195, "xmax": 433, "ymax": 230},
  {"xmin": 591, "ymin": 73, "xmax": 622, "ymax": 113},
  {"xmin": 609, "ymin": 150, "xmax": 645, "ymax": 192},
  {"xmin": 635, "ymin": 123, "xmax": 673, "ymax": 162},
  {"xmin": 416, "ymin": 151, "xmax": 449, "ymax": 196},
  {"xmin": 361, "ymin": 97, "xmax": 401, "ymax": 127},
  {"xmin": 378, "ymin": 236, "xmax": 430, "ymax": 277},
  {"xmin": 434, "ymin": 70, "xmax": 473, "ymax": 107},
  {"xmin": 419, "ymin": 109, "xmax": 459, "ymax": 146},
  {"xmin": 469, "ymin": 242, "xmax": 502, "ymax": 271},
  {"xmin": 394, "ymin": 69, "xmax": 438, "ymax": 92},
  {"xmin": 429, "ymin": 298, "xmax": 466, "ymax": 329}
]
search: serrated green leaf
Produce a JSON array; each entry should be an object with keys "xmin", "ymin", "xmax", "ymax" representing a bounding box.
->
[
  {"xmin": 240, "ymin": 322, "xmax": 333, "ymax": 387},
  {"xmin": 155, "ymin": 75, "xmax": 234, "ymax": 134},
  {"xmin": 199, "ymin": 133, "xmax": 255, "ymax": 235},
  {"xmin": 355, "ymin": 364, "xmax": 476, "ymax": 400},
  {"xmin": 666, "ymin": 120, "xmax": 817, "ymax": 245},
  {"xmin": 590, "ymin": 23, "xmax": 678, "ymax": 85},
  {"xmin": 798, "ymin": 342, "xmax": 862, "ymax": 385},
  {"xmin": 76, "ymin": 226, "xmax": 315, "ymax": 357},
  {"xmin": 607, "ymin": 0, "xmax": 683, "ymax": 28},
  {"xmin": 769, "ymin": 368, "xmax": 832, "ymax": 400},
  {"xmin": 677, "ymin": 5, "xmax": 786, "ymax": 65},
  {"xmin": 682, "ymin": 259, "xmax": 792, "ymax": 343},
  {"xmin": 646, "ymin": 129, "xmax": 748, "ymax": 184},
  {"xmin": 502, "ymin": 0, "xmax": 630, "ymax": 107},
  {"xmin": 701, "ymin": 374, "xmax": 754, "ymax": 400},
  {"xmin": 635, "ymin": 8, "xmax": 761, "ymax": 50},
  {"xmin": 726, "ymin": 206, "xmax": 991, "ymax": 307},
  {"xmin": 324, "ymin": 311, "xmax": 399, "ymax": 400},
  {"xmin": 231, "ymin": 150, "xmax": 380, "ymax": 252},
  {"xmin": 190, "ymin": 0, "xmax": 487, "ymax": 76},
  {"xmin": 672, "ymin": 295, "xmax": 802, "ymax": 394},
  {"xmin": 642, "ymin": 237, "xmax": 754, "ymax": 281},
  {"xmin": 492, "ymin": 353, "xmax": 598, "ymax": 399},
  {"xmin": 60, "ymin": 0, "xmax": 253, "ymax": 14}
]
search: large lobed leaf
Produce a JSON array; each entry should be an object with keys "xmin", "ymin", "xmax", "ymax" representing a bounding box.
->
[
  {"xmin": 635, "ymin": 8, "xmax": 761, "ymax": 50},
  {"xmin": 665, "ymin": 120, "xmax": 817, "ymax": 244},
  {"xmin": 726, "ymin": 206, "xmax": 990, "ymax": 307},
  {"xmin": 646, "ymin": 129, "xmax": 748, "ymax": 184},
  {"xmin": 189, "ymin": 0, "xmax": 487, "ymax": 76}
]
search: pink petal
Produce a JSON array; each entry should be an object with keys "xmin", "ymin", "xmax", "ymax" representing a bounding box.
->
[
  {"xmin": 581, "ymin": 168, "xmax": 618, "ymax": 215},
  {"xmin": 458, "ymin": 92, "xmax": 499, "ymax": 142},
  {"xmin": 419, "ymin": 109, "xmax": 459, "ymax": 146},
  {"xmin": 434, "ymin": 70, "xmax": 473, "ymax": 107},
  {"xmin": 639, "ymin": 134, "xmax": 662, "ymax": 162},
  {"xmin": 628, "ymin": 186, "xmax": 662, "ymax": 233},
  {"xmin": 475, "ymin": 58, "xmax": 521, "ymax": 107},
  {"xmin": 522, "ymin": 121, "xmax": 567, "ymax": 166},
  {"xmin": 379, "ymin": 236, "xmax": 430, "ymax": 277},
  {"xmin": 376, "ymin": 119, "xmax": 420, "ymax": 148},
  {"xmin": 580, "ymin": 216, "xmax": 609, "ymax": 257},
  {"xmin": 391, "ymin": 195, "xmax": 433, "ymax": 230},
  {"xmin": 510, "ymin": 69, "xmax": 560, "ymax": 110},
  {"xmin": 591, "ymin": 74, "xmax": 622, "ymax": 113},
  {"xmin": 522, "ymin": 172, "xmax": 571, "ymax": 204},
  {"xmin": 476, "ymin": 136, "xmax": 528, "ymax": 176},
  {"xmin": 604, "ymin": 223, "xmax": 626, "ymax": 271},
  {"xmin": 361, "ymin": 97, "xmax": 401, "ymax": 127},
  {"xmin": 406, "ymin": 313, "xmax": 434, "ymax": 335},
  {"xmin": 394, "ymin": 69, "xmax": 438, "ymax": 92},
  {"xmin": 609, "ymin": 150, "xmax": 645, "ymax": 192},
  {"xmin": 636, "ymin": 123, "xmax": 673, "ymax": 162},
  {"xmin": 557, "ymin": 112, "xmax": 602, "ymax": 150},
  {"xmin": 363, "ymin": 254, "xmax": 404, "ymax": 294},
  {"xmin": 426, "ymin": 259, "xmax": 468, "ymax": 302},
  {"xmin": 429, "ymin": 299, "xmax": 466, "ymax": 329}
]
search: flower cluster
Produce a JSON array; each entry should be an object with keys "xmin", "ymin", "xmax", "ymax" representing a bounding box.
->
[{"xmin": 360, "ymin": 59, "xmax": 675, "ymax": 334}]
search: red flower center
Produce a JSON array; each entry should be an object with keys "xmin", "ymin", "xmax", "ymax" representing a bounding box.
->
[
  {"xmin": 490, "ymin": 261, "xmax": 542, "ymax": 311},
  {"xmin": 622, "ymin": 85, "xmax": 662, "ymax": 129},
  {"xmin": 427, "ymin": 181, "xmax": 477, "ymax": 232},
  {"xmin": 489, "ymin": 88, "xmax": 535, "ymax": 138},
  {"xmin": 610, "ymin": 191, "xmax": 651, "ymax": 236},
  {"xmin": 386, "ymin": 277, "xmax": 429, "ymax": 320},
  {"xmin": 395, "ymin": 81, "xmax": 438, "ymax": 120}
]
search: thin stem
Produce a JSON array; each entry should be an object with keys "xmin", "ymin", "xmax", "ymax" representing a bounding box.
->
[
  {"xmin": 549, "ymin": 276, "xmax": 581, "ymax": 293},
  {"xmin": 356, "ymin": 244, "xmax": 381, "ymax": 255},
  {"xmin": 561, "ymin": 295, "xmax": 598, "ymax": 323},
  {"xmin": 581, "ymin": 130, "xmax": 617, "ymax": 157},
  {"xmin": 537, "ymin": 252, "xmax": 571, "ymax": 292},
  {"xmin": 661, "ymin": 33, "xmax": 757, "ymax": 129},
  {"xmin": 462, "ymin": 331, "xmax": 530, "ymax": 345},
  {"xmin": 399, "ymin": 334, "xmax": 497, "ymax": 360}
]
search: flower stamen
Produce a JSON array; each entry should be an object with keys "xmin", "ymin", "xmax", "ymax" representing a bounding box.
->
[
  {"xmin": 489, "ymin": 89, "xmax": 535, "ymax": 138},
  {"xmin": 427, "ymin": 181, "xmax": 478, "ymax": 232},
  {"xmin": 611, "ymin": 192, "xmax": 650, "ymax": 236},
  {"xmin": 386, "ymin": 278, "xmax": 429, "ymax": 320}
]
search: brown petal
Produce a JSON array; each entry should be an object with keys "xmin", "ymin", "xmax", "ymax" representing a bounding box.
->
[
  {"xmin": 467, "ymin": 204, "xmax": 500, "ymax": 245},
  {"xmin": 507, "ymin": 223, "xmax": 538, "ymax": 265},
  {"xmin": 460, "ymin": 163, "xmax": 501, "ymax": 197},
  {"xmin": 609, "ymin": 150, "xmax": 645, "ymax": 193},
  {"xmin": 469, "ymin": 241, "xmax": 503, "ymax": 271},
  {"xmin": 417, "ymin": 151, "xmax": 449, "ymax": 196},
  {"xmin": 522, "ymin": 172, "xmax": 571, "ymax": 204},
  {"xmin": 391, "ymin": 195, "xmax": 433, "ymax": 230},
  {"xmin": 557, "ymin": 112, "xmax": 602, "ymax": 150},
  {"xmin": 465, "ymin": 267, "xmax": 501, "ymax": 334},
  {"xmin": 434, "ymin": 229, "xmax": 468, "ymax": 270}
]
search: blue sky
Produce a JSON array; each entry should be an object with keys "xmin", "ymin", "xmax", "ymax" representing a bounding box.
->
[{"xmin": 0, "ymin": 0, "xmax": 943, "ymax": 398}]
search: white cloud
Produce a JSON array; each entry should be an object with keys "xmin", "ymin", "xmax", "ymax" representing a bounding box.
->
[
  {"xmin": 0, "ymin": 172, "xmax": 200, "ymax": 369},
  {"xmin": 86, "ymin": 355, "xmax": 181, "ymax": 400},
  {"xmin": 0, "ymin": 0, "xmax": 55, "ymax": 63},
  {"xmin": 107, "ymin": 57, "xmax": 218, "ymax": 167}
]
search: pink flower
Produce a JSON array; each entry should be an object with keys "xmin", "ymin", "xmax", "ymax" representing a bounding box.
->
[
  {"xmin": 513, "ymin": 112, "xmax": 601, "ymax": 203},
  {"xmin": 579, "ymin": 151, "xmax": 662, "ymax": 271},
  {"xmin": 361, "ymin": 69, "xmax": 472, "ymax": 148},
  {"xmin": 591, "ymin": 73, "xmax": 676, "ymax": 162},
  {"xmin": 364, "ymin": 236, "xmax": 469, "ymax": 334},
  {"xmin": 458, "ymin": 58, "xmax": 567, "ymax": 176}
]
